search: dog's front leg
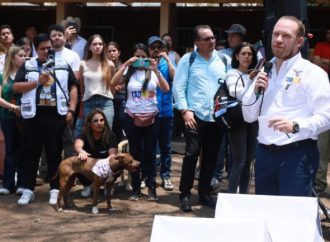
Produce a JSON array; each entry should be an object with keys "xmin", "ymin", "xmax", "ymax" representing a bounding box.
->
[
  {"xmin": 105, "ymin": 181, "xmax": 114, "ymax": 212},
  {"xmin": 92, "ymin": 176, "xmax": 103, "ymax": 214}
]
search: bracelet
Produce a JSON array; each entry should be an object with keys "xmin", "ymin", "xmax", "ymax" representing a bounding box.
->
[{"xmin": 34, "ymin": 81, "xmax": 39, "ymax": 88}]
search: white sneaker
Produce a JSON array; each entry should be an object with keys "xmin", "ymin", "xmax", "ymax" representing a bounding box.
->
[
  {"xmin": 49, "ymin": 189, "xmax": 59, "ymax": 205},
  {"xmin": 16, "ymin": 187, "xmax": 24, "ymax": 195},
  {"xmin": 162, "ymin": 178, "xmax": 174, "ymax": 191},
  {"xmin": 81, "ymin": 185, "xmax": 92, "ymax": 198},
  {"xmin": 211, "ymin": 177, "xmax": 221, "ymax": 190},
  {"xmin": 140, "ymin": 179, "xmax": 146, "ymax": 189},
  {"xmin": 0, "ymin": 188, "xmax": 10, "ymax": 195},
  {"xmin": 17, "ymin": 189, "xmax": 35, "ymax": 205}
]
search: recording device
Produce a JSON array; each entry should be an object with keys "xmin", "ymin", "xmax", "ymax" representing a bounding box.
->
[
  {"xmin": 132, "ymin": 58, "xmax": 151, "ymax": 68},
  {"xmin": 42, "ymin": 49, "xmax": 55, "ymax": 69},
  {"xmin": 256, "ymin": 61, "xmax": 273, "ymax": 97},
  {"xmin": 67, "ymin": 20, "xmax": 78, "ymax": 30}
]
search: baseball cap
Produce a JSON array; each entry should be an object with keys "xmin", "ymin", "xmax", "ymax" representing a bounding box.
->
[
  {"xmin": 225, "ymin": 24, "xmax": 247, "ymax": 36},
  {"xmin": 147, "ymin": 36, "xmax": 162, "ymax": 46}
]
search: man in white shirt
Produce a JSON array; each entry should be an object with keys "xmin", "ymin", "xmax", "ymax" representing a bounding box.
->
[
  {"xmin": 48, "ymin": 24, "xmax": 80, "ymax": 159},
  {"xmin": 0, "ymin": 25, "xmax": 14, "ymax": 73},
  {"xmin": 242, "ymin": 16, "xmax": 330, "ymax": 196}
]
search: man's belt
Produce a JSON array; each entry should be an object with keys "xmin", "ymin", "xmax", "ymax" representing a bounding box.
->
[{"xmin": 259, "ymin": 139, "xmax": 315, "ymax": 151}]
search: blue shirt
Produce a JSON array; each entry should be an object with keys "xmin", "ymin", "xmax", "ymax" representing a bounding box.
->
[
  {"xmin": 157, "ymin": 57, "xmax": 174, "ymax": 117},
  {"xmin": 173, "ymin": 50, "xmax": 226, "ymax": 122}
]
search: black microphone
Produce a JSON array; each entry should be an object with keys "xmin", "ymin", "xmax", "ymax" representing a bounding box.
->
[{"xmin": 256, "ymin": 61, "xmax": 273, "ymax": 98}]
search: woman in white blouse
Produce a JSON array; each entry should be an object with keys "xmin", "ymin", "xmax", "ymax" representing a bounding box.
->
[
  {"xmin": 225, "ymin": 42, "xmax": 258, "ymax": 194},
  {"xmin": 78, "ymin": 34, "xmax": 115, "ymax": 136},
  {"xmin": 112, "ymin": 43, "xmax": 169, "ymax": 202}
]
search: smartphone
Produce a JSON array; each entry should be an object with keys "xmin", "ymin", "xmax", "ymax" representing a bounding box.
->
[
  {"xmin": 67, "ymin": 20, "xmax": 78, "ymax": 30},
  {"xmin": 47, "ymin": 49, "xmax": 55, "ymax": 60},
  {"xmin": 132, "ymin": 58, "xmax": 150, "ymax": 68}
]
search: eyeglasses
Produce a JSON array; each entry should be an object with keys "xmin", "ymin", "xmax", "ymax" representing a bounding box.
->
[
  {"xmin": 150, "ymin": 45, "xmax": 162, "ymax": 50},
  {"xmin": 199, "ymin": 36, "xmax": 216, "ymax": 42},
  {"xmin": 92, "ymin": 118, "xmax": 104, "ymax": 124}
]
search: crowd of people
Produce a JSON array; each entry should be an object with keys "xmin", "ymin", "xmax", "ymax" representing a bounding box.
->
[{"xmin": 0, "ymin": 15, "xmax": 329, "ymax": 214}]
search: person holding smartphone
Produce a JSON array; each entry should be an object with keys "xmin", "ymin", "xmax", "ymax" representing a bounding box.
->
[
  {"xmin": 111, "ymin": 43, "xmax": 169, "ymax": 202},
  {"xmin": 62, "ymin": 17, "xmax": 87, "ymax": 60}
]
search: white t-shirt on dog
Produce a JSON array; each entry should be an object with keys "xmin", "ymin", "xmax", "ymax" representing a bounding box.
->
[{"xmin": 92, "ymin": 157, "xmax": 113, "ymax": 179}]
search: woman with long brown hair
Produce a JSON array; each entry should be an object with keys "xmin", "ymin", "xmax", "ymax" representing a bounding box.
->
[
  {"xmin": 0, "ymin": 46, "xmax": 25, "ymax": 195},
  {"xmin": 77, "ymin": 34, "xmax": 115, "ymax": 137}
]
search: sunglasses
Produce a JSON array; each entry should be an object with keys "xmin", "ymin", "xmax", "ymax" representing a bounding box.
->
[
  {"xmin": 150, "ymin": 45, "xmax": 162, "ymax": 50},
  {"xmin": 92, "ymin": 118, "xmax": 104, "ymax": 124},
  {"xmin": 199, "ymin": 36, "xmax": 216, "ymax": 42}
]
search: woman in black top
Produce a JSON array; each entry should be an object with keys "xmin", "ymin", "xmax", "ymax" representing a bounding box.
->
[{"xmin": 74, "ymin": 108, "xmax": 118, "ymax": 197}]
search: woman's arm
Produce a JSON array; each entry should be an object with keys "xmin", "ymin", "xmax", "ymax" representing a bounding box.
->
[
  {"xmin": 150, "ymin": 59, "xmax": 170, "ymax": 92},
  {"xmin": 111, "ymin": 57, "xmax": 138, "ymax": 86},
  {"xmin": 158, "ymin": 52, "xmax": 176, "ymax": 79},
  {"xmin": 0, "ymin": 85, "xmax": 20, "ymax": 114},
  {"xmin": 74, "ymin": 138, "xmax": 90, "ymax": 161}
]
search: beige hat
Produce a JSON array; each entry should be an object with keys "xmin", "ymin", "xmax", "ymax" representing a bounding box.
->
[{"xmin": 61, "ymin": 16, "xmax": 82, "ymax": 33}]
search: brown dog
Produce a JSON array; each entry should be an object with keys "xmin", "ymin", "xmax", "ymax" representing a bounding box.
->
[{"xmin": 56, "ymin": 153, "xmax": 140, "ymax": 214}]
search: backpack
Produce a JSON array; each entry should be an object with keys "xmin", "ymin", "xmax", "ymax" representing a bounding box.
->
[
  {"xmin": 213, "ymin": 74, "xmax": 244, "ymax": 131},
  {"xmin": 189, "ymin": 51, "xmax": 227, "ymax": 72}
]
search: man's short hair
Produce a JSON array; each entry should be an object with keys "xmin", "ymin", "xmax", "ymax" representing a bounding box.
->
[
  {"xmin": 0, "ymin": 24, "xmax": 13, "ymax": 34},
  {"xmin": 48, "ymin": 24, "xmax": 65, "ymax": 35},
  {"xmin": 34, "ymin": 33, "xmax": 51, "ymax": 49},
  {"xmin": 278, "ymin": 16, "xmax": 305, "ymax": 38},
  {"xmin": 193, "ymin": 25, "xmax": 212, "ymax": 41}
]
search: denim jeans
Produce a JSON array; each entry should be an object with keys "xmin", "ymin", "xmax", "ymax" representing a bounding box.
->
[
  {"xmin": 227, "ymin": 122, "xmax": 258, "ymax": 194},
  {"xmin": 1, "ymin": 119, "xmax": 22, "ymax": 191},
  {"xmin": 83, "ymin": 95, "xmax": 114, "ymax": 128},
  {"xmin": 124, "ymin": 113, "xmax": 157, "ymax": 190},
  {"xmin": 156, "ymin": 116, "xmax": 173, "ymax": 180},
  {"xmin": 255, "ymin": 139, "xmax": 319, "ymax": 196},
  {"xmin": 179, "ymin": 116, "xmax": 222, "ymax": 196}
]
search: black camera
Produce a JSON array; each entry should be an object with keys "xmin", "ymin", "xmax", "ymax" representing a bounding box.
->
[{"xmin": 47, "ymin": 49, "xmax": 55, "ymax": 60}]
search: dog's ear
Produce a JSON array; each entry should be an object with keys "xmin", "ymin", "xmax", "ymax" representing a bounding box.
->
[{"xmin": 114, "ymin": 153, "xmax": 125, "ymax": 161}]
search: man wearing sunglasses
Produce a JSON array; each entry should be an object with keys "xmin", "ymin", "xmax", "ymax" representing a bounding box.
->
[
  {"xmin": 173, "ymin": 25, "xmax": 226, "ymax": 212},
  {"xmin": 147, "ymin": 36, "xmax": 176, "ymax": 191}
]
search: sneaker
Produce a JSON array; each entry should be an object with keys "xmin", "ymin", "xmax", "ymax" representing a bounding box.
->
[
  {"xmin": 0, "ymin": 188, "xmax": 10, "ymax": 195},
  {"xmin": 162, "ymin": 178, "xmax": 174, "ymax": 191},
  {"xmin": 17, "ymin": 189, "xmax": 35, "ymax": 205},
  {"xmin": 147, "ymin": 187, "xmax": 159, "ymax": 201},
  {"xmin": 210, "ymin": 177, "xmax": 221, "ymax": 190},
  {"xmin": 81, "ymin": 185, "xmax": 92, "ymax": 198},
  {"xmin": 129, "ymin": 189, "xmax": 142, "ymax": 201},
  {"xmin": 16, "ymin": 187, "xmax": 24, "ymax": 195},
  {"xmin": 140, "ymin": 179, "xmax": 146, "ymax": 189},
  {"xmin": 49, "ymin": 189, "xmax": 59, "ymax": 205}
]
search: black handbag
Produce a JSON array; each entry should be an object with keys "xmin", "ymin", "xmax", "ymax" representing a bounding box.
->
[{"xmin": 213, "ymin": 78, "xmax": 244, "ymax": 131}]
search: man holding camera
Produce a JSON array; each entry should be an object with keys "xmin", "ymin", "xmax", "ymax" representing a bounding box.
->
[
  {"xmin": 147, "ymin": 36, "xmax": 176, "ymax": 191},
  {"xmin": 13, "ymin": 33, "xmax": 78, "ymax": 206}
]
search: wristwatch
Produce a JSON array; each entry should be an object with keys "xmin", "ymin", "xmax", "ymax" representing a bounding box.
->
[{"xmin": 292, "ymin": 121, "xmax": 300, "ymax": 134}]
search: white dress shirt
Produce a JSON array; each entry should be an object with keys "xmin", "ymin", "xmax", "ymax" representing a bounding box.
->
[{"xmin": 242, "ymin": 53, "xmax": 330, "ymax": 145}]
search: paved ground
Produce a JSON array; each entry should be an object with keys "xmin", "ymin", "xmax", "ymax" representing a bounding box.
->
[{"xmin": 0, "ymin": 140, "xmax": 330, "ymax": 241}]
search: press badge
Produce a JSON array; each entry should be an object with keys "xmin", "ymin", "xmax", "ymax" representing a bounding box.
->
[
  {"xmin": 285, "ymin": 76, "xmax": 301, "ymax": 90},
  {"xmin": 22, "ymin": 102, "xmax": 32, "ymax": 112}
]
